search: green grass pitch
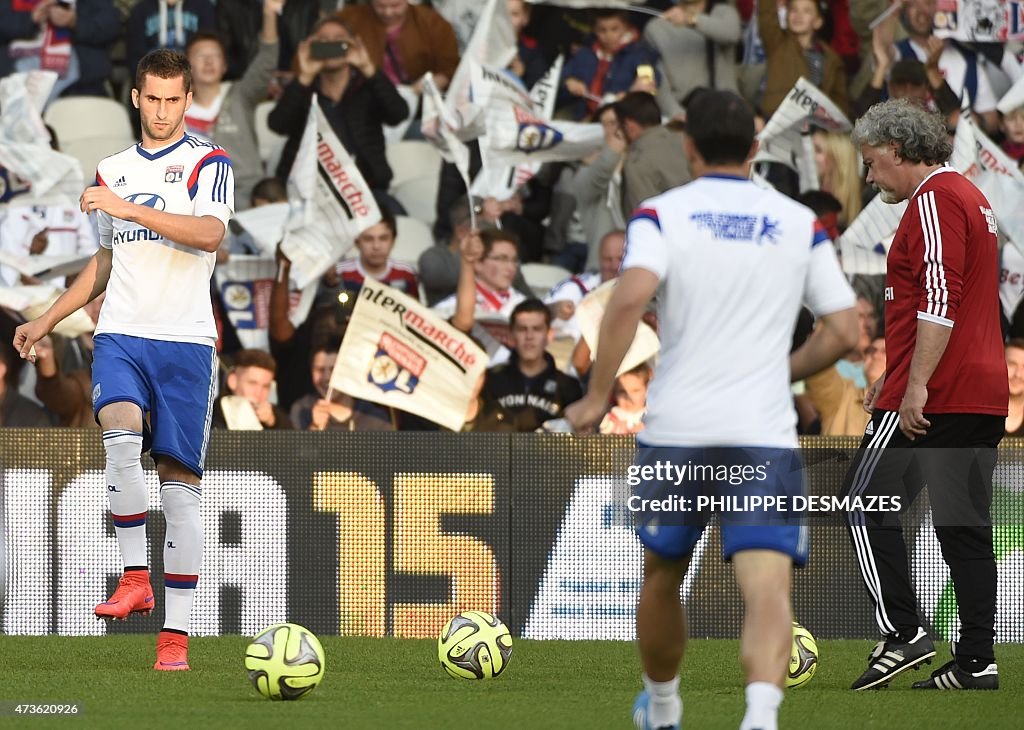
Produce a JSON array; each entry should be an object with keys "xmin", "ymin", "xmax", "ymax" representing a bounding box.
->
[{"xmin": 0, "ymin": 637, "xmax": 1020, "ymax": 729}]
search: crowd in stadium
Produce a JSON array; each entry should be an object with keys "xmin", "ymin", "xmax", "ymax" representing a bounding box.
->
[{"xmin": 2, "ymin": 0, "xmax": 1024, "ymax": 435}]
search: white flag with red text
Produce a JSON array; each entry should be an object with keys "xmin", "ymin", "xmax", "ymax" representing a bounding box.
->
[
  {"xmin": 755, "ymin": 77, "xmax": 852, "ymax": 192},
  {"xmin": 280, "ymin": 98, "xmax": 381, "ymax": 289},
  {"xmin": 330, "ymin": 278, "xmax": 488, "ymax": 431}
]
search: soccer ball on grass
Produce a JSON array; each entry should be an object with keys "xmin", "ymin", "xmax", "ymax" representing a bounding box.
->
[
  {"xmin": 244, "ymin": 623, "xmax": 326, "ymax": 700},
  {"xmin": 437, "ymin": 610, "xmax": 513, "ymax": 680},
  {"xmin": 786, "ymin": 621, "xmax": 818, "ymax": 688}
]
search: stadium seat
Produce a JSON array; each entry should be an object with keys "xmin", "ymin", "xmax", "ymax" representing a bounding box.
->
[
  {"xmin": 385, "ymin": 140, "xmax": 442, "ymax": 190},
  {"xmin": 391, "ymin": 175, "xmax": 439, "ymax": 226},
  {"xmin": 254, "ymin": 100, "xmax": 288, "ymax": 176},
  {"xmin": 44, "ymin": 96, "xmax": 133, "ymax": 140},
  {"xmin": 43, "ymin": 96, "xmax": 135, "ymax": 177},
  {"xmin": 521, "ymin": 262, "xmax": 573, "ymax": 298},
  {"xmin": 393, "ymin": 215, "xmax": 434, "ymax": 268},
  {"xmin": 60, "ymin": 138, "xmax": 135, "ymax": 181}
]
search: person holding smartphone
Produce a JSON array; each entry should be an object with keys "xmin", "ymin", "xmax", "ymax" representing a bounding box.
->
[
  {"xmin": 267, "ymin": 16, "xmax": 409, "ymax": 210},
  {"xmin": 560, "ymin": 9, "xmax": 660, "ymax": 121}
]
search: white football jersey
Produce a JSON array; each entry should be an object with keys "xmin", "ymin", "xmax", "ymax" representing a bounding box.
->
[
  {"xmin": 622, "ymin": 175, "xmax": 855, "ymax": 448},
  {"xmin": 95, "ymin": 135, "xmax": 234, "ymax": 344}
]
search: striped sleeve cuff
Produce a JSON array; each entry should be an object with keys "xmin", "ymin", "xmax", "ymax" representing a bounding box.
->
[{"xmin": 917, "ymin": 310, "xmax": 954, "ymax": 327}]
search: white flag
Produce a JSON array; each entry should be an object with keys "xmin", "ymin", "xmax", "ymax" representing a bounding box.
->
[
  {"xmin": 472, "ymin": 55, "xmax": 565, "ymax": 199},
  {"xmin": 934, "ymin": 0, "xmax": 1024, "ymax": 43},
  {"xmin": 330, "ymin": 279, "xmax": 488, "ymax": 431},
  {"xmin": 759, "ymin": 77, "xmax": 852, "ymax": 141},
  {"xmin": 476, "ymin": 60, "xmax": 603, "ymax": 167},
  {"xmin": 231, "ymin": 202, "xmax": 290, "ymax": 256},
  {"xmin": 576, "ymin": 279, "xmax": 660, "ymax": 377},
  {"xmin": 280, "ymin": 98, "xmax": 381, "ymax": 288},
  {"xmin": 444, "ymin": 0, "xmax": 517, "ymax": 130},
  {"xmin": 215, "ymin": 255, "xmax": 318, "ymax": 350},
  {"xmin": 952, "ymin": 110, "xmax": 1024, "ymax": 251},
  {"xmin": 755, "ymin": 78, "xmax": 851, "ymax": 191},
  {"xmin": 0, "ymin": 71, "xmax": 84, "ymax": 206},
  {"xmin": 837, "ymin": 196, "xmax": 905, "ymax": 275},
  {"xmin": 483, "ymin": 106, "xmax": 604, "ymax": 167},
  {"xmin": 997, "ymin": 71, "xmax": 1024, "ymax": 114},
  {"xmin": 219, "ymin": 395, "xmax": 264, "ymax": 430},
  {"xmin": 423, "ymin": 73, "xmax": 472, "ymax": 180}
]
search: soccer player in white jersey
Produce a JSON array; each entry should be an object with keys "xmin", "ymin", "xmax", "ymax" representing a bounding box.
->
[
  {"xmin": 565, "ymin": 90, "xmax": 859, "ymax": 730},
  {"xmin": 13, "ymin": 49, "xmax": 233, "ymax": 671}
]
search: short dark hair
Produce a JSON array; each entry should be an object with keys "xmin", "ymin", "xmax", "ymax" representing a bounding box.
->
[
  {"xmin": 621, "ymin": 362, "xmax": 652, "ymax": 384},
  {"xmin": 480, "ymin": 229, "xmax": 520, "ymax": 258},
  {"xmin": 797, "ymin": 190, "xmax": 842, "ymax": 218},
  {"xmin": 511, "ymin": 297, "xmax": 552, "ymax": 328},
  {"xmin": 377, "ymin": 206, "xmax": 397, "ymax": 238},
  {"xmin": 136, "ymin": 49, "xmax": 192, "ymax": 94},
  {"xmin": 685, "ymin": 89, "xmax": 755, "ymax": 166},
  {"xmin": 311, "ymin": 336, "xmax": 342, "ymax": 363},
  {"xmin": 251, "ymin": 177, "xmax": 287, "ymax": 205},
  {"xmin": 889, "ymin": 59, "xmax": 929, "ymax": 88},
  {"xmin": 590, "ymin": 101, "xmax": 618, "ymax": 123},
  {"xmin": 614, "ymin": 92, "xmax": 662, "ymax": 129},
  {"xmin": 1007, "ymin": 338, "xmax": 1024, "ymax": 352},
  {"xmin": 449, "ymin": 196, "xmax": 482, "ymax": 232},
  {"xmin": 594, "ymin": 8, "xmax": 628, "ymax": 23},
  {"xmin": 185, "ymin": 31, "xmax": 226, "ymax": 59},
  {"xmin": 316, "ymin": 15, "xmax": 354, "ymax": 36},
  {"xmin": 786, "ymin": 0, "xmax": 825, "ymax": 17},
  {"xmin": 230, "ymin": 348, "xmax": 277, "ymax": 375}
]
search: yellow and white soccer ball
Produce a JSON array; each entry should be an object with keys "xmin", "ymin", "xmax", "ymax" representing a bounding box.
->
[
  {"xmin": 437, "ymin": 610, "xmax": 513, "ymax": 680},
  {"xmin": 244, "ymin": 623, "xmax": 326, "ymax": 700},
  {"xmin": 786, "ymin": 621, "xmax": 819, "ymax": 689}
]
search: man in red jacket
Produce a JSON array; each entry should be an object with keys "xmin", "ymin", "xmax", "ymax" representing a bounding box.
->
[{"xmin": 846, "ymin": 99, "xmax": 1007, "ymax": 692}]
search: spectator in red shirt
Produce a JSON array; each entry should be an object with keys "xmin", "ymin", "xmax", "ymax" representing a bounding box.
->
[
  {"xmin": 322, "ymin": 209, "xmax": 420, "ymax": 302},
  {"xmin": 845, "ymin": 99, "xmax": 1007, "ymax": 693}
]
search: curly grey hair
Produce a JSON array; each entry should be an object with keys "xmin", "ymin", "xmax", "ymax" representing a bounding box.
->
[{"xmin": 851, "ymin": 99, "xmax": 952, "ymax": 165}]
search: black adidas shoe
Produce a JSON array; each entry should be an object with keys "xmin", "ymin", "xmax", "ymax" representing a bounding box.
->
[
  {"xmin": 851, "ymin": 627, "xmax": 936, "ymax": 690},
  {"xmin": 912, "ymin": 660, "xmax": 999, "ymax": 690}
]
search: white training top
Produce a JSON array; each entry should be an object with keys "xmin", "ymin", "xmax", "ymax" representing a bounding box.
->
[
  {"xmin": 622, "ymin": 174, "xmax": 855, "ymax": 448},
  {"xmin": 95, "ymin": 135, "xmax": 234, "ymax": 345}
]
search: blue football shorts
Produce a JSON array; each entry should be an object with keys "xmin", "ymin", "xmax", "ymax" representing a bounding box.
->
[
  {"xmin": 92, "ymin": 333, "xmax": 218, "ymax": 477},
  {"xmin": 632, "ymin": 443, "xmax": 810, "ymax": 566}
]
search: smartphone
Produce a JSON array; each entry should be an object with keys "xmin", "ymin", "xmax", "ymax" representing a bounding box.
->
[
  {"xmin": 636, "ymin": 64, "xmax": 655, "ymax": 83},
  {"xmin": 310, "ymin": 40, "xmax": 351, "ymax": 60}
]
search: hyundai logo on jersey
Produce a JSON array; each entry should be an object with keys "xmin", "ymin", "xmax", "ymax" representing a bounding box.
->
[{"xmin": 125, "ymin": 193, "xmax": 166, "ymax": 210}]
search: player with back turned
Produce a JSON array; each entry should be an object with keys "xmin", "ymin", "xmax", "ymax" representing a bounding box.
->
[
  {"xmin": 566, "ymin": 90, "xmax": 858, "ymax": 730},
  {"xmin": 13, "ymin": 49, "xmax": 234, "ymax": 670},
  {"xmin": 844, "ymin": 98, "xmax": 1007, "ymax": 692}
]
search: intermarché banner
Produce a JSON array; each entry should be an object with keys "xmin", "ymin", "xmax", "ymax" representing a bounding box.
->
[{"xmin": 1, "ymin": 431, "xmax": 1022, "ymax": 642}]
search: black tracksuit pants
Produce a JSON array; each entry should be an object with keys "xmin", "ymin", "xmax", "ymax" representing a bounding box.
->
[{"xmin": 842, "ymin": 409, "xmax": 1003, "ymax": 661}]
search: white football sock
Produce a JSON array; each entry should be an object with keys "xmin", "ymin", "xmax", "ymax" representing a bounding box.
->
[
  {"xmin": 103, "ymin": 431, "xmax": 148, "ymax": 570},
  {"xmin": 643, "ymin": 674, "xmax": 682, "ymax": 728},
  {"xmin": 161, "ymin": 482, "xmax": 203, "ymax": 633},
  {"xmin": 739, "ymin": 682, "xmax": 782, "ymax": 730}
]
